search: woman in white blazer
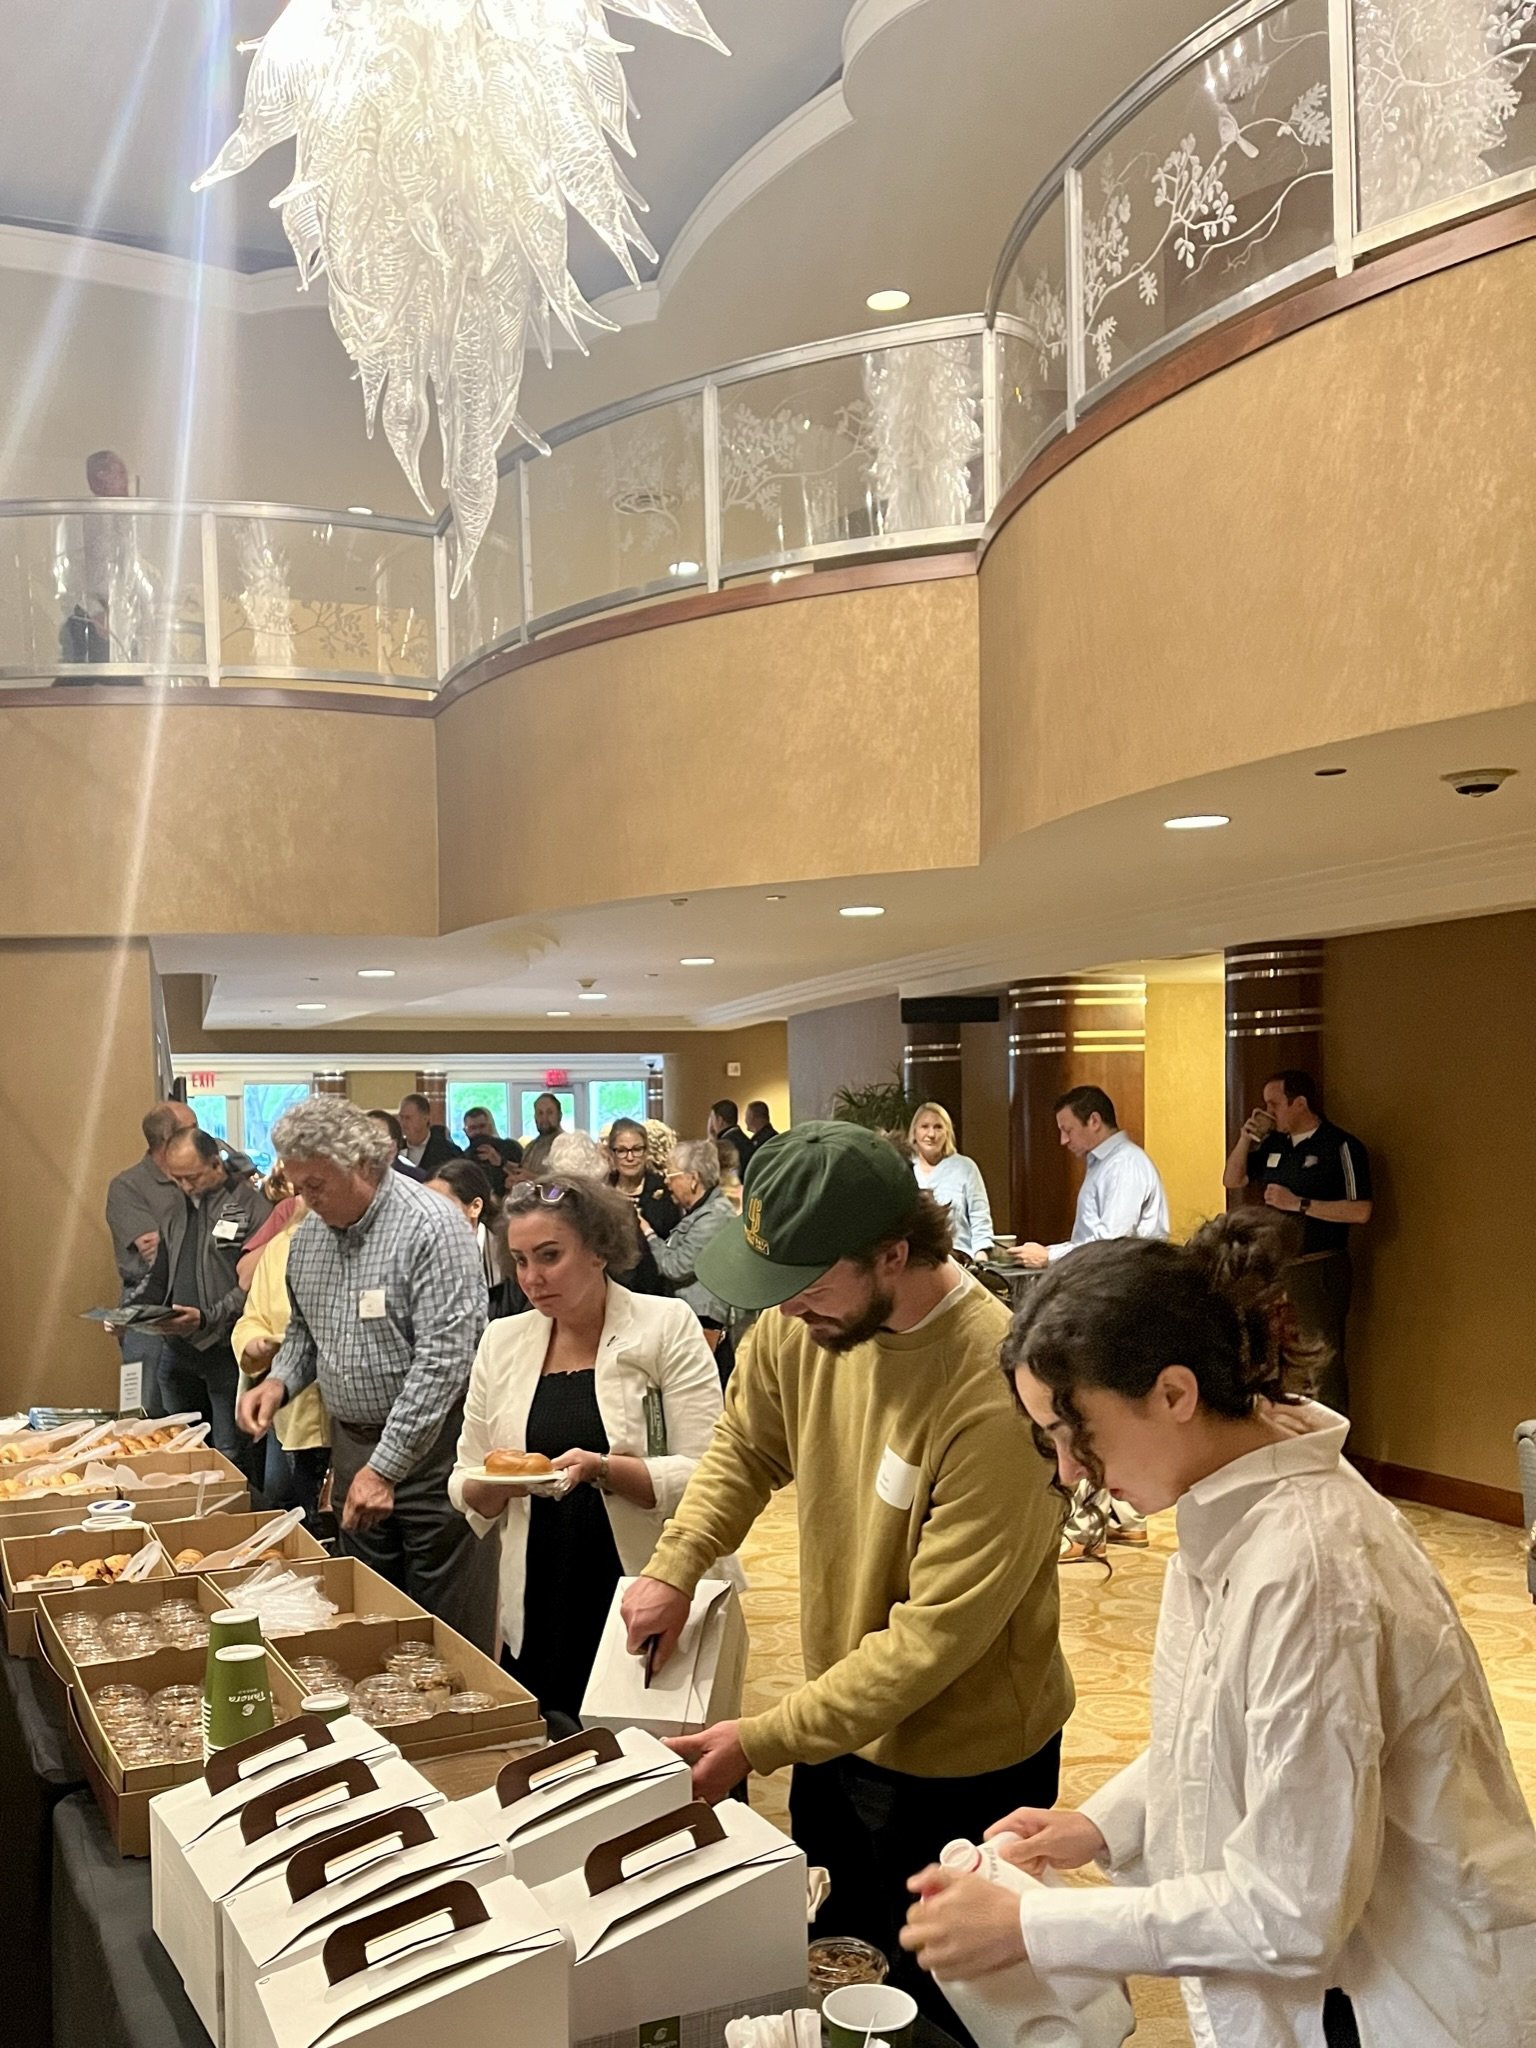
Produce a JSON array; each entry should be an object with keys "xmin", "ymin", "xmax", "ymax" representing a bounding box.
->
[{"xmin": 449, "ymin": 1174, "xmax": 732, "ymax": 1729}]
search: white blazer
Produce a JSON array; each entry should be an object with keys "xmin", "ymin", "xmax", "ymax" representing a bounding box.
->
[{"xmin": 448, "ymin": 1282, "xmax": 739, "ymax": 1657}]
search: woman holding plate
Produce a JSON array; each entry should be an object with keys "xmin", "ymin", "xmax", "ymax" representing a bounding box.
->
[{"xmin": 449, "ymin": 1175, "xmax": 733, "ymax": 1730}]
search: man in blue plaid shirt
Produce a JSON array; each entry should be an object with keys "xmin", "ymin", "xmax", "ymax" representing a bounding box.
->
[{"xmin": 238, "ymin": 1097, "xmax": 498, "ymax": 1650}]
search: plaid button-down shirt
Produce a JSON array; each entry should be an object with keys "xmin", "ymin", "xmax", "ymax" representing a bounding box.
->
[{"xmin": 272, "ymin": 1171, "xmax": 486, "ymax": 1482}]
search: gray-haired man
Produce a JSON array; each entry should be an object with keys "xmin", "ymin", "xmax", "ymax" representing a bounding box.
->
[{"xmin": 238, "ymin": 1098, "xmax": 498, "ymax": 1650}]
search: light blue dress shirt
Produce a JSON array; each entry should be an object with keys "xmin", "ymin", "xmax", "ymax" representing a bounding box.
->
[
  {"xmin": 1049, "ymin": 1128, "xmax": 1169, "ymax": 1260},
  {"xmin": 914, "ymin": 1152, "xmax": 996, "ymax": 1257}
]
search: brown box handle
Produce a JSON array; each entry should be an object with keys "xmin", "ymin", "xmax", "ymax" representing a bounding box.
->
[
  {"xmin": 495, "ymin": 1726, "xmax": 622, "ymax": 1808},
  {"xmin": 583, "ymin": 1798, "xmax": 725, "ymax": 1896},
  {"xmin": 204, "ymin": 1713, "xmax": 332, "ymax": 1794},
  {"xmin": 285, "ymin": 1803, "xmax": 436, "ymax": 1901},
  {"xmin": 239, "ymin": 1757, "xmax": 377, "ymax": 1844},
  {"xmin": 321, "ymin": 1879, "xmax": 490, "ymax": 1986}
]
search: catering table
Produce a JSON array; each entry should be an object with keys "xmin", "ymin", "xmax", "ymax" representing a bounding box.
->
[{"xmin": 0, "ymin": 1637, "xmax": 86, "ymax": 2048}]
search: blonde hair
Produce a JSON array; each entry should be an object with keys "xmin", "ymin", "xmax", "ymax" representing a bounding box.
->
[{"xmin": 908, "ymin": 1101, "xmax": 957, "ymax": 1159}]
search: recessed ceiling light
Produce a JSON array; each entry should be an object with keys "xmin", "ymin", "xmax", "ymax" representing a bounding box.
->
[
  {"xmin": 1314, "ymin": 766, "xmax": 1348, "ymax": 778},
  {"xmin": 839, "ymin": 904, "xmax": 886, "ymax": 918},
  {"xmin": 668, "ymin": 559, "xmax": 700, "ymax": 576},
  {"xmin": 765, "ymin": 892, "xmax": 786, "ymax": 901},
  {"xmin": 1163, "ymin": 813, "xmax": 1231, "ymax": 831},
  {"xmin": 578, "ymin": 991, "xmax": 608, "ymax": 1001},
  {"xmin": 680, "ymin": 956, "xmax": 715, "ymax": 967},
  {"xmin": 347, "ymin": 505, "xmax": 373, "ymax": 516},
  {"xmin": 547, "ymin": 1009, "xmax": 571, "ymax": 1017},
  {"xmin": 866, "ymin": 288, "xmax": 911, "ymax": 312},
  {"xmin": 357, "ymin": 968, "xmax": 396, "ymax": 978},
  {"xmin": 295, "ymin": 1002, "xmax": 327, "ymax": 1011}
]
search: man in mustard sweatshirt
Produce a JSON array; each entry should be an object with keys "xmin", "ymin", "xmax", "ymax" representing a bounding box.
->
[{"xmin": 622, "ymin": 1121, "xmax": 1073, "ymax": 2039}]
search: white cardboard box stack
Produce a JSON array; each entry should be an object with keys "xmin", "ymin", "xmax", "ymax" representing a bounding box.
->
[
  {"xmin": 581, "ymin": 1578, "xmax": 748, "ymax": 1740},
  {"xmin": 456, "ymin": 1724, "xmax": 692, "ymax": 1887}
]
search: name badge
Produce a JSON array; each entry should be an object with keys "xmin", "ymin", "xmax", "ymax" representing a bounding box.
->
[
  {"xmin": 875, "ymin": 1444, "xmax": 920, "ymax": 1512},
  {"xmin": 212, "ymin": 1218, "xmax": 240, "ymax": 1242},
  {"xmin": 1266, "ymin": 1153, "xmax": 1282, "ymax": 1169},
  {"xmin": 1303, "ymin": 1155, "xmax": 1319, "ymax": 1169},
  {"xmin": 358, "ymin": 1288, "xmax": 387, "ymax": 1321}
]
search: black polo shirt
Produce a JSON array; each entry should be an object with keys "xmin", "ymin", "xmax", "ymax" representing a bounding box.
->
[{"xmin": 1248, "ymin": 1118, "xmax": 1372, "ymax": 1255}]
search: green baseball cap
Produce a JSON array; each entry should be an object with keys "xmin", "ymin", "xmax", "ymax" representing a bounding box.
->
[{"xmin": 695, "ymin": 1120, "xmax": 919, "ymax": 1312}]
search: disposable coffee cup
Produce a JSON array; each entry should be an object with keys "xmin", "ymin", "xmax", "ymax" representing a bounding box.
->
[
  {"xmin": 823, "ymin": 1983, "xmax": 918, "ymax": 2047},
  {"xmin": 204, "ymin": 1610, "xmax": 263, "ymax": 1749},
  {"xmin": 206, "ymin": 1643, "xmax": 274, "ymax": 1753},
  {"xmin": 300, "ymin": 1691, "xmax": 351, "ymax": 1725}
]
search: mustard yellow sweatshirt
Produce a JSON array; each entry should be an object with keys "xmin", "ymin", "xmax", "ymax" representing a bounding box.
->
[{"xmin": 645, "ymin": 1276, "xmax": 1074, "ymax": 1778}]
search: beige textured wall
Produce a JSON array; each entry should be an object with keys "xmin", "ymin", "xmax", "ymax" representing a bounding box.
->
[
  {"xmin": 345, "ymin": 1072, "xmax": 420, "ymax": 1118},
  {"xmin": 979, "ymin": 237, "xmax": 1536, "ymax": 850},
  {"xmin": 0, "ymin": 706, "xmax": 437, "ymax": 938},
  {"xmin": 1143, "ymin": 982, "xmax": 1227, "ymax": 1240},
  {"xmin": 435, "ymin": 578, "xmax": 980, "ymax": 926},
  {"xmin": 1324, "ymin": 911, "xmax": 1536, "ymax": 1497},
  {"xmin": 0, "ymin": 940, "xmax": 157, "ymax": 1411},
  {"xmin": 786, "ymin": 995, "xmax": 905, "ymax": 1125},
  {"xmin": 663, "ymin": 1023, "xmax": 789, "ymax": 1142}
]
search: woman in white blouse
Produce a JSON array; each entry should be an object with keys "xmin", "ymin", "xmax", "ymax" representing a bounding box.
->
[
  {"xmin": 908, "ymin": 1102, "xmax": 995, "ymax": 1260},
  {"xmin": 450, "ymin": 1174, "xmax": 731, "ymax": 1730},
  {"xmin": 902, "ymin": 1213, "xmax": 1536, "ymax": 2048}
]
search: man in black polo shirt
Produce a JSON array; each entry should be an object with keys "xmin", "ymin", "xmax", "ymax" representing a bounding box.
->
[{"xmin": 1223, "ymin": 1069, "xmax": 1373, "ymax": 1413}]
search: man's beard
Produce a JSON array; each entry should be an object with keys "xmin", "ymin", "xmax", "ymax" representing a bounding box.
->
[{"xmin": 804, "ymin": 1283, "xmax": 896, "ymax": 1354}]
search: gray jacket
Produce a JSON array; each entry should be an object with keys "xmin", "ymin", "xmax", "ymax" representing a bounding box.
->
[
  {"xmin": 647, "ymin": 1185, "xmax": 738, "ymax": 1327},
  {"xmin": 161, "ymin": 1170, "xmax": 271, "ymax": 1350},
  {"xmin": 105, "ymin": 1143, "xmax": 258, "ymax": 1301}
]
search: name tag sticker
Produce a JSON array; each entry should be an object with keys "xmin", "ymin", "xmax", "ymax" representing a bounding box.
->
[
  {"xmin": 358, "ymin": 1289, "xmax": 387, "ymax": 1321},
  {"xmin": 875, "ymin": 1444, "xmax": 920, "ymax": 1512},
  {"xmin": 1303, "ymin": 1155, "xmax": 1319, "ymax": 1169},
  {"xmin": 1266, "ymin": 1153, "xmax": 1282, "ymax": 1169},
  {"xmin": 212, "ymin": 1219, "xmax": 240, "ymax": 1242}
]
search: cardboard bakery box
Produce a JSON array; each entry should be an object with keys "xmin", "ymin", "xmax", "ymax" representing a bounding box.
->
[
  {"xmin": 205, "ymin": 1556, "xmax": 426, "ymax": 1634},
  {"xmin": 244, "ymin": 1868, "xmax": 568, "ymax": 2048},
  {"xmin": 535, "ymin": 1797, "xmax": 807, "ymax": 2048},
  {"xmin": 581, "ymin": 1577, "xmax": 749, "ymax": 1740},
  {"xmin": 458, "ymin": 1725, "xmax": 694, "ymax": 1888},
  {"xmin": 0, "ymin": 1477, "xmax": 251, "ymax": 1539},
  {"xmin": 152, "ymin": 1510, "xmax": 329, "ymax": 1577},
  {"xmin": 151, "ymin": 1716, "xmax": 432, "ymax": 2043},
  {"xmin": 34, "ymin": 1572, "xmax": 229, "ymax": 1692},
  {"xmin": 67, "ymin": 1642, "xmax": 307, "ymax": 1856},
  {"xmin": 222, "ymin": 1799, "xmax": 507, "ymax": 2048},
  {"xmin": 0, "ymin": 1446, "xmax": 248, "ymax": 1522},
  {"xmin": 2, "ymin": 1521, "xmax": 175, "ymax": 1656}
]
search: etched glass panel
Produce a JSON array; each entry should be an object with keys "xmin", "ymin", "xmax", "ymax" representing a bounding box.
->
[
  {"xmin": 217, "ymin": 518, "xmax": 436, "ymax": 682},
  {"xmin": 447, "ymin": 473, "xmax": 523, "ymax": 673},
  {"xmin": 1077, "ymin": 0, "xmax": 1334, "ymax": 395},
  {"xmin": 996, "ymin": 192, "xmax": 1069, "ymax": 489},
  {"xmin": 718, "ymin": 335, "xmax": 984, "ymax": 571},
  {"xmin": 525, "ymin": 397, "xmax": 705, "ymax": 626},
  {"xmin": 1354, "ymin": 0, "xmax": 1536, "ymax": 230},
  {"xmin": 0, "ymin": 510, "xmax": 204, "ymax": 682}
]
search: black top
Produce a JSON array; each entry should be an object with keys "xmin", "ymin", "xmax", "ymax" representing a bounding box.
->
[
  {"xmin": 1247, "ymin": 1118, "xmax": 1372, "ymax": 1255},
  {"xmin": 745, "ymin": 1123, "xmax": 778, "ymax": 1161},
  {"xmin": 513, "ymin": 1368, "xmax": 623, "ymax": 1723},
  {"xmin": 608, "ymin": 1170, "xmax": 679, "ymax": 1299},
  {"xmin": 412, "ymin": 1126, "xmax": 463, "ymax": 1175},
  {"xmin": 716, "ymin": 1126, "xmax": 753, "ymax": 1180}
]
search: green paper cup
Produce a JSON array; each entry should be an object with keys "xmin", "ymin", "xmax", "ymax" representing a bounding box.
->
[
  {"xmin": 204, "ymin": 1609, "xmax": 262, "ymax": 1749},
  {"xmin": 300, "ymin": 1691, "xmax": 351, "ymax": 1724},
  {"xmin": 206, "ymin": 1643, "xmax": 274, "ymax": 1753},
  {"xmin": 822, "ymin": 1983, "xmax": 918, "ymax": 2047}
]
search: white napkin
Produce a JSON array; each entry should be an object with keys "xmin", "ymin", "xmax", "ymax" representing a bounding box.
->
[{"xmin": 722, "ymin": 2012, "xmax": 821, "ymax": 2046}]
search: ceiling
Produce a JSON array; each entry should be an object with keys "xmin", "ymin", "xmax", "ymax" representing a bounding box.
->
[
  {"xmin": 3, "ymin": 0, "xmax": 1214, "ymax": 428},
  {"xmin": 156, "ymin": 704, "xmax": 1536, "ymax": 1037}
]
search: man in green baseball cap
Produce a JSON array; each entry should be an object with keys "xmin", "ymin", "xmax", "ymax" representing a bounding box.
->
[{"xmin": 621, "ymin": 1121, "xmax": 1073, "ymax": 2043}]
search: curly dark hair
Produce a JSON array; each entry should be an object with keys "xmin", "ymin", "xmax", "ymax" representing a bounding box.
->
[
  {"xmin": 851, "ymin": 1190, "xmax": 955, "ymax": 1274},
  {"xmin": 999, "ymin": 1211, "xmax": 1319, "ymax": 1495},
  {"xmin": 500, "ymin": 1176, "xmax": 639, "ymax": 1276}
]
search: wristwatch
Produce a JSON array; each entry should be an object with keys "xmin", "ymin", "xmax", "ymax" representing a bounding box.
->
[
  {"xmin": 596, "ymin": 1455, "xmax": 611, "ymax": 1492},
  {"xmin": 1299, "ymin": 1197, "xmax": 1311, "ymax": 1214}
]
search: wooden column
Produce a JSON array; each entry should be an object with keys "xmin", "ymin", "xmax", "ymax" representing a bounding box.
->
[
  {"xmin": 414, "ymin": 1069, "xmax": 448, "ymax": 1124},
  {"xmin": 646, "ymin": 1066, "xmax": 665, "ymax": 1119},
  {"xmin": 902, "ymin": 1021, "xmax": 964, "ymax": 1142},
  {"xmin": 1223, "ymin": 942, "xmax": 1325, "ymax": 1166},
  {"xmin": 1007, "ymin": 976, "xmax": 1147, "ymax": 1246},
  {"xmin": 310, "ymin": 1071, "xmax": 346, "ymax": 1098}
]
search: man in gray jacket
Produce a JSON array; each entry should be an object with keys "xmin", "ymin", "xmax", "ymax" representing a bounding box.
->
[
  {"xmin": 158, "ymin": 1128, "xmax": 270, "ymax": 1466},
  {"xmin": 104, "ymin": 1100, "xmax": 198, "ymax": 1413}
]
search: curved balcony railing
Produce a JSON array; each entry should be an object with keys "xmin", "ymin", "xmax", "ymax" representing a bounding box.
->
[{"xmin": 2, "ymin": 0, "xmax": 1531, "ymax": 697}]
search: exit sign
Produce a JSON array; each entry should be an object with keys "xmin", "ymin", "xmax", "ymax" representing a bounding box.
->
[
  {"xmin": 189, "ymin": 1072, "xmax": 217, "ymax": 1091},
  {"xmin": 545, "ymin": 1069, "xmax": 569, "ymax": 1087}
]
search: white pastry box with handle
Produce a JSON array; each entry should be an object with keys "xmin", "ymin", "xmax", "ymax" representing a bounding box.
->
[
  {"xmin": 580, "ymin": 1577, "xmax": 747, "ymax": 1740},
  {"xmin": 534, "ymin": 1797, "xmax": 807, "ymax": 2048},
  {"xmin": 150, "ymin": 1713, "xmax": 434, "ymax": 2044},
  {"xmin": 457, "ymin": 1724, "xmax": 692, "ymax": 1887},
  {"xmin": 222, "ymin": 1799, "xmax": 508, "ymax": 2048},
  {"xmin": 244, "ymin": 1870, "xmax": 568, "ymax": 2048}
]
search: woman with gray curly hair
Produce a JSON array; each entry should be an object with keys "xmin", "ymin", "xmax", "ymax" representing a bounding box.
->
[{"xmin": 639, "ymin": 1139, "xmax": 742, "ymax": 1376}]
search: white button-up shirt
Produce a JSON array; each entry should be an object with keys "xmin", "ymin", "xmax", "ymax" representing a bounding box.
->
[
  {"xmin": 1048, "ymin": 1128, "xmax": 1168, "ymax": 1260},
  {"xmin": 1016, "ymin": 1410, "xmax": 1536, "ymax": 2047}
]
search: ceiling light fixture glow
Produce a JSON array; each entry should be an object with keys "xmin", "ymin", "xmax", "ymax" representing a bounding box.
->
[
  {"xmin": 1163, "ymin": 813, "xmax": 1231, "ymax": 831},
  {"xmin": 668, "ymin": 560, "xmax": 701, "ymax": 576},
  {"xmin": 547, "ymin": 1009, "xmax": 571, "ymax": 1017},
  {"xmin": 839, "ymin": 904, "xmax": 886, "ymax": 918},
  {"xmin": 357, "ymin": 968, "xmax": 396, "ymax": 978},
  {"xmin": 866, "ymin": 288, "xmax": 911, "ymax": 312},
  {"xmin": 680, "ymin": 956, "xmax": 715, "ymax": 967},
  {"xmin": 347, "ymin": 506, "xmax": 373, "ymax": 516},
  {"xmin": 578, "ymin": 991, "xmax": 608, "ymax": 1001},
  {"xmin": 295, "ymin": 1002, "xmax": 327, "ymax": 1011}
]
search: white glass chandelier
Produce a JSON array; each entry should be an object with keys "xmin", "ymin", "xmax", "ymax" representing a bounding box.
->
[{"xmin": 197, "ymin": 0, "xmax": 726, "ymax": 588}]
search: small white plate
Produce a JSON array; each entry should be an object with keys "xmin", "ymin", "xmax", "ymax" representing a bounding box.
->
[{"xmin": 459, "ymin": 1465, "xmax": 570, "ymax": 1492}]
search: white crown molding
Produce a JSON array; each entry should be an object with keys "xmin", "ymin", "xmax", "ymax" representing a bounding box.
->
[{"xmin": 0, "ymin": 219, "xmax": 326, "ymax": 315}]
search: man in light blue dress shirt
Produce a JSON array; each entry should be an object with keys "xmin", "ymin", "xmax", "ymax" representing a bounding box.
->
[{"xmin": 1013, "ymin": 1085, "xmax": 1169, "ymax": 1554}]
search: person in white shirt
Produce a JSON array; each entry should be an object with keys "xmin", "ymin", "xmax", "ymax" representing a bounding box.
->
[
  {"xmin": 908, "ymin": 1102, "xmax": 996, "ymax": 1261},
  {"xmin": 901, "ymin": 1213, "xmax": 1536, "ymax": 2048},
  {"xmin": 1014, "ymin": 1086, "xmax": 1170, "ymax": 1555}
]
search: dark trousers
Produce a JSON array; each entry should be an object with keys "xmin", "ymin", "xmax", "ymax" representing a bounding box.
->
[
  {"xmin": 1286, "ymin": 1251, "xmax": 1353, "ymax": 1413},
  {"xmin": 329, "ymin": 1407, "xmax": 500, "ymax": 1655},
  {"xmin": 160, "ymin": 1338, "xmax": 265, "ymax": 1489},
  {"xmin": 791, "ymin": 1735, "xmax": 1063, "ymax": 2047},
  {"xmin": 261, "ymin": 1433, "xmax": 330, "ymax": 1527}
]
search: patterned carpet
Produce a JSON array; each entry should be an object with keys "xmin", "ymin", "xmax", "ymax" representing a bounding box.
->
[{"xmin": 738, "ymin": 1487, "xmax": 1536, "ymax": 2045}]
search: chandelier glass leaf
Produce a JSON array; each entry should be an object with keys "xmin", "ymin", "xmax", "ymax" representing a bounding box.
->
[{"xmin": 196, "ymin": 0, "xmax": 727, "ymax": 590}]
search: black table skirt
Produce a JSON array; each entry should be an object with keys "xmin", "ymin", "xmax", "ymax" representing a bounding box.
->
[{"xmin": 0, "ymin": 1639, "xmax": 86, "ymax": 2048}]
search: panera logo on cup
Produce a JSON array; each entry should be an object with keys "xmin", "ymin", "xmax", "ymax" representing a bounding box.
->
[
  {"xmin": 744, "ymin": 1195, "xmax": 768, "ymax": 1255},
  {"xmin": 206, "ymin": 1642, "xmax": 274, "ymax": 1754}
]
